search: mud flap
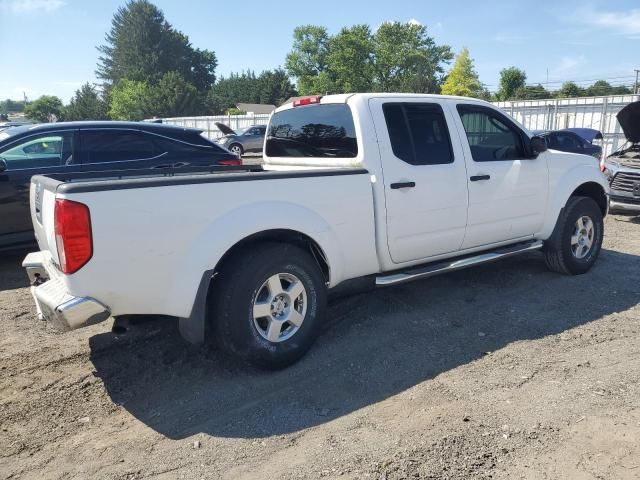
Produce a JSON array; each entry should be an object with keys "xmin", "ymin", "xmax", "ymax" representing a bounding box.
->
[{"xmin": 178, "ymin": 270, "xmax": 214, "ymax": 344}]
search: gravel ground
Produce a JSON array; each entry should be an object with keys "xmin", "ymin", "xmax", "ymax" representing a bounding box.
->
[{"xmin": 1, "ymin": 214, "xmax": 639, "ymax": 480}]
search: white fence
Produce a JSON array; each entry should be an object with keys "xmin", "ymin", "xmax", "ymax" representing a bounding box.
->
[
  {"xmin": 494, "ymin": 94, "xmax": 639, "ymax": 156},
  {"xmin": 162, "ymin": 94, "xmax": 638, "ymax": 157},
  {"xmin": 161, "ymin": 113, "xmax": 271, "ymax": 140}
]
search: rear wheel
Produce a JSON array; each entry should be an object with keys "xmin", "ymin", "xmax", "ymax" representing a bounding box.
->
[
  {"xmin": 543, "ymin": 196, "xmax": 604, "ymax": 275},
  {"xmin": 210, "ymin": 242, "xmax": 327, "ymax": 369}
]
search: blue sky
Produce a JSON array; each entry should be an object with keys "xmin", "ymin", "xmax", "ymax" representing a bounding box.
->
[{"xmin": 0, "ymin": 0, "xmax": 638, "ymax": 101}]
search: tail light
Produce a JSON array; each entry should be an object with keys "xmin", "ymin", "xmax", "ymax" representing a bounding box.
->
[
  {"xmin": 218, "ymin": 158, "xmax": 242, "ymax": 166},
  {"xmin": 293, "ymin": 96, "xmax": 322, "ymax": 107},
  {"xmin": 54, "ymin": 199, "xmax": 92, "ymax": 274}
]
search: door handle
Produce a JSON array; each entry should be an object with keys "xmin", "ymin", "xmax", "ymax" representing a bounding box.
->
[
  {"xmin": 470, "ymin": 175, "xmax": 491, "ymax": 182},
  {"xmin": 390, "ymin": 181, "xmax": 416, "ymax": 189}
]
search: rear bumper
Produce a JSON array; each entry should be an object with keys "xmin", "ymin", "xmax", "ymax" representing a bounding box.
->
[{"xmin": 22, "ymin": 252, "xmax": 110, "ymax": 331}]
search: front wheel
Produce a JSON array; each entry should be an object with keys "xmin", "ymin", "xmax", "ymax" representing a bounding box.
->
[
  {"xmin": 210, "ymin": 242, "xmax": 327, "ymax": 369},
  {"xmin": 543, "ymin": 196, "xmax": 604, "ymax": 275},
  {"xmin": 228, "ymin": 144, "xmax": 243, "ymax": 156}
]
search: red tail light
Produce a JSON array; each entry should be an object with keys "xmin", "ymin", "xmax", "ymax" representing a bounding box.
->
[
  {"xmin": 54, "ymin": 199, "xmax": 92, "ymax": 274},
  {"xmin": 293, "ymin": 95, "xmax": 322, "ymax": 107},
  {"xmin": 218, "ymin": 158, "xmax": 242, "ymax": 166}
]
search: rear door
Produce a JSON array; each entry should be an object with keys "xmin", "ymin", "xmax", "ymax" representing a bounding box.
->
[
  {"xmin": 369, "ymin": 98, "xmax": 469, "ymax": 264},
  {"xmin": 452, "ymin": 103, "xmax": 548, "ymax": 249},
  {"xmin": 0, "ymin": 130, "xmax": 76, "ymax": 242},
  {"xmin": 79, "ymin": 128, "xmax": 166, "ymax": 171}
]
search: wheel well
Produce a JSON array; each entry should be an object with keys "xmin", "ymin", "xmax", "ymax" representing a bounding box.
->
[
  {"xmin": 571, "ymin": 182, "xmax": 608, "ymax": 217},
  {"xmin": 213, "ymin": 229, "xmax": 330, "ymax": 283}
]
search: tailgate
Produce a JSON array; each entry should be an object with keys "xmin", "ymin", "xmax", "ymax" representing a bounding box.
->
[{"xmin": 30, "ymin": 176, "xmax": 61, "ymax": 265}]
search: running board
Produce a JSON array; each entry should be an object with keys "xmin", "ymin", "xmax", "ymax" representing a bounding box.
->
[{"xmin": 376, "ymin": 240, "xmax": 544, "ymax": 287}]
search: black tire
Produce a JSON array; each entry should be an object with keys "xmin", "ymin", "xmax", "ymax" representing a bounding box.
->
[
  {"xmin": 228, "ymin": 143, "xmax": 243, "ymax": 156},
  {"xmin": 210, "ymin": 242, "xmax": 327, "ymax": 369},
  {"xmin": 543, "ymin": 196, "xmax": 604, "ymax": 275}
]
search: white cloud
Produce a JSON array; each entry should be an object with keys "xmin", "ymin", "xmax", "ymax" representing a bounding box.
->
[
  {"xmin": 583, "ymin": 8, "xmax": 640, "ymax": 36},
  {"xmin": 0, "ymin": 0, "xmax": 66, "ymax": 14},
  {"xmin": 553, "ymin": 55, "xmax": 588, "ymax": 75},
  {"xmin": 408, "ymin": 18, "xmax": 422, "ymax": 26}
]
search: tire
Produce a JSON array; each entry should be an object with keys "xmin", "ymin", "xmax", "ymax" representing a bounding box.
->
[
  {"xmin": 543, "ymin": 196, "xmax": 604, "ymax": 275},
  {"xmin": 228, "ymin": 143, "xmax": 243, "ymax": 156},
  {"xmin": 210, "ymin": 242, "xmax": 327, "ymax": 369}
]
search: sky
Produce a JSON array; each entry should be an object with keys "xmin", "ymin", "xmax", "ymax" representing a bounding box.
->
[{"xmin": 0, "ymin": 0, "xmax": 639, "ymax": 102}]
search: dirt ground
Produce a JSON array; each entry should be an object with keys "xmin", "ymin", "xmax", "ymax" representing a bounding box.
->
[{"xmin": 1, "ymin": 214, "xmax": 639, "ymax": 480}]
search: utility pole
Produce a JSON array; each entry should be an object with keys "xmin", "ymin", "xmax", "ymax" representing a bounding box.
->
[{"xmin": 635, "ymin": 69, "xmax": 640, "ymax": 95}]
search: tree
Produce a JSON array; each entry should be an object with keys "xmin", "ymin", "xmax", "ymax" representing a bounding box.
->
[
  {"xmin": 0, "ymin": 99, "xmax": 26, "ymax": 114},
  {"xmin": 515, "ymin": 84, "xmax": 551, "ymax": 100},
  {"xmin": 96, "ymin": 0, "xmax": 217, "ymax": 90},
  {"xmin": 24, "ymin": 96, "xmax": 65, "ymax": 122},
  {"xmin": 557, "ymin": 81, "xmax": 583, "ymax": 98},
  {"xmin": 108, "ymin": 79, "xmax": 152, "ymax": 120},
  {"xmin": 440, "ymin": 48, "xmax": 484, "ymax": 98},
  {"xmin": 285, "ymin": 25, "xmax": 332, "ymax": 95},
  {"xmin": 65, "ymin": 83, "xmax": 109, "ymax": 120},
  {"xmin": 149, "ymin": 72, "xmax": 202, "ymax": 118},
  {"xmin": 497, "ymin": 67, "xmax": 527, "ymax": 100},
  {"xmin": 585, "ymin": 80, "xmax": 632, "ymax": 96},
  {"xmin": 371, "ymin": 21, "xmax": 452, "ymax": 93},
  {"xmin": 326, "ymin": 25, "xmax": 374, "ymax": 93},
  {"xmin": 257, "ymin": 69, "xmax": 297, "ymax": 106}
]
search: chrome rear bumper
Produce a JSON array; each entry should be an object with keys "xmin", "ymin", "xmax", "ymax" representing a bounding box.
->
[{"xmin": 22, "ymin": 252, "xmax": 110, "ymax": 331}]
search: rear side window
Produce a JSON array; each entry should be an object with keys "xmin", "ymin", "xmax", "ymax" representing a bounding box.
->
[
  {"xmin": 82, "ymin": 130, "xmax": 157, "ymax": 163},
  {"xmin": 266, "ymin": 104, "xmax": 358, "ymax": 158},
  {"xmin": 382, "ymin": 103, "xmax": 454, "ymax": 165},
  {"xmin": 153, "ymin": 135, "xmax": 225, "ymax": 155}
]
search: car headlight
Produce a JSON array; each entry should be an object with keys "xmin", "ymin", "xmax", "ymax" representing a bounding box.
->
[{"xmin": 602, "ymin": 159, "xmax": 619, "ymax": 181}]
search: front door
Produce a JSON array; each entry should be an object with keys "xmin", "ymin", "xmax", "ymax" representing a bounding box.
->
[
  {"xmin": 452, "ymin": 103, "xmax": 548, "ymax": 249},
  {"xmin": 369, "ymin": 98, "xmax": 469, "ymax": 264},
  {"xmin": 0, "ymin": 131, "xmax": 76, "ymax": 244}
]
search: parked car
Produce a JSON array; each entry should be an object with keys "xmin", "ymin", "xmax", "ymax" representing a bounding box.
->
[
  {"xmin": 0, "ymin": 121, "xmax": 32, "ymax": 132},
  {"xmin": 23, "ymin": 94, "xmax": 607, "ymax": 369},
  {"xmin": 0, "ymin": 121, "xmax": 240, "ymax": 250},
  {"xmin": 532, "ymin": 129, "xmax": 602, "ymax": 160},
  {"xmin": 601, "ymin": 101, "xmax": 640, "ymax": 212},
  {"xmin": 215, "ymin": 123, "xmax": 266, "ymax": 156}
]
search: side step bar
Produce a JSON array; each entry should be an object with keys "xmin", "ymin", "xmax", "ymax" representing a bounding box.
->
[{"xmin": 376, "ymin": 240, "xmax": 544, "ymax": 287}]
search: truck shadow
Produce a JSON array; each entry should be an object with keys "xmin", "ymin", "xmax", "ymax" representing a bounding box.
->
[
  {"xmin": 0, "ymin": 249, "xmax": 31, "ymax": 292},
  {"xmin": 89, "ymin": 248, "xmax": 640, "ymax": 440}
]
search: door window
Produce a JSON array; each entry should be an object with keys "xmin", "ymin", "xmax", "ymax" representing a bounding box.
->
[
  {"xmin": 82, "ymin": 130, "xmax": 158, "ymax": 163},
  {"xmin": 0, "ymin": 133, "xmax": 73, "ymax": 169},
  {"xmin": 457, "ymin": 105, "xmax": 525, "ymax": 161},
  {"xmin": 552, "ymin": 132, "xmax": 583, "ymax": 151},
  {"xmin": 382, "ymin": 103, "xmax": 454, "ymax": 165}
]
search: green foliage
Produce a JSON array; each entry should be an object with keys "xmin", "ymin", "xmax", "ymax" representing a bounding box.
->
[
  {"xmin": 515, "ymin": 84, "xmax": 551, "ymax": 100},
  {"xmin": 209, "ymin": 69, "xmax": 297, "ymax": 113},
  {"xmin": 285, "ymin": 22, "xmax": 452, "ymax": 95},
  {"xmin": 584, "ymin": 80, "xmax": 632, "ymax": 96},
  {"xmin": 372, "ymin": 22, "xmax": 452, "ymax": 93},
  {"xmin": 0, "ymin": 99, "xmax": 26, "ymax": 114},
  {"xmin": 496, "ymin": 67, "xmax": 527, "ymax": 101},
  {"xmin": 65, "ymin": 83, "xmax": 109, "ymax": 121},
  {"xmin": 225, "ymin": 107, "xmax": 245, "ymax": 115},
  {"xmin": 108, "ymin": 79, "xmax": 152, "ymax": 120},
  {"xmin": 97, "ymin": 0, "xmax": 217, "ymax": 90},
  {"xmin": 327, "ymin": 25, "xmax": 374, "ymax": 93},
  {"xmin": 285, "ymin": 25, "xmax": 332, "ymax": 95},
  {"xmin": 557, "ymin": 81, "xmax": 583, "ymax": 98},
  {"xmin": 440, "ymin": 48, "xmax": 484, "ymax": 98},
  {"xmin": 24, "ymin": 96, "xmax": 65, "ymax": 122},
  {"xmin": 149, "ymin": 72, "xmax": 202, "ymax": 117}
]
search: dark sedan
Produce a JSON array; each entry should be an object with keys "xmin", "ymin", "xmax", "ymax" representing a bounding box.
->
[
  {"xmin": 532, "ymin": 129, "xmax": 602, "ymax": 160},
  {"xmin": 0, "ymin": 121, "xmax": 240, "ymax": 250}
]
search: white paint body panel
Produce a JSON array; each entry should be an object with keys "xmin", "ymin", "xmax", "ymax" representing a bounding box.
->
[{"xmin": 32, "ymin": 93, "xmax": 608, "ymax": 320}]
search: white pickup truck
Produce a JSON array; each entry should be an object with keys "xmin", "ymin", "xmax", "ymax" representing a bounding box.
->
[{"xmin": 23, "ymin": 93, "xmax": 609, "ymax": 368}]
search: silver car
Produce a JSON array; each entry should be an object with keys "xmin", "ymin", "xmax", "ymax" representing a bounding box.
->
[
  {"xmin": 602, "ymin": 101, "xmax": 640, "ymax": 212},
  {"xmin": 215, "ymin": 123, "xmax": 266, "ymax": 156}
]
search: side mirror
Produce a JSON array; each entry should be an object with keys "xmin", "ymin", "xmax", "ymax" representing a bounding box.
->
[
  {"xmin": 0, "ymin": 158, "xmax": 7, "ymax": 173},
  {"xmin": 529, "ymin": 136, "xmax": 547, "ymax": 158}
]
